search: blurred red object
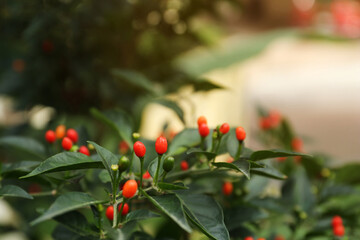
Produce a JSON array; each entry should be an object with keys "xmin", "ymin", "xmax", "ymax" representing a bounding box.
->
[
  {"xmin": 292, "ymin": 0, "xmax": 316, "ymax": 27},
  {"xmin": 331, "ymin": 0, "xmax": 360, "ymax": 38}
]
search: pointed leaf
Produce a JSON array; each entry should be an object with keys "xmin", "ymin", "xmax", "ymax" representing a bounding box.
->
[
  {"xmin": 90, "ymin": 108, "xmax": 133, "ymax": 146},
  {"xmin": 224, "ymin": 205, "xmax": 268, "ymax": 231},
  {"xmin": 250, "ymin": 149, "xmax": 310, "ymax": 161},
  {"xmin": 176, "ymin": 192, "xmax": 230, "ymax": 240},
  {"xmin": 251, "ymin": 165, "xmax": 287, "ymax": 180},
  {"xmin": 186, "ymin": 149, "xmax": 217, "ymax": 160},
  {"xmin": 158, "ymin": 182, "xmax": 189, "ymax": 190},
  {"xmin": 0, "ymin": 136, "xmax": 45, "ymax": 159},
  {"xmin": 125, "ymin": 209, "xmax": 160, "ymax": 223},
  {"xmin": 111, "ymin": 69, "xmax": 161, "ymax": 95},
  {"xmin": 141, "ymin": 190, "xmax": 192, "ymax": 233},
  {"xmin": 212, "ymin": 160, "xmax": 250, "ymax": 179},
  {"xmin": 88, "ymin": 141, "xmax": 118, "ymax": 183},
  {"xmin": 168, "ymin": 129, "xmax": 200, "ymax": 155},
  {"xmin": 0, "ymin": 185, "xmax": 33, "ymax": 199},
  {"xmin": 54, "ymin": 211, "xmax": 98, "ymax": 237},
  {"xmin": 31, "ymin": 192, "xmax": 103, "ymax": 225},
  {"xmin": 21, "ymin": 152, "xmax": 103, "ymax": 178},
  {"xmin": 153, "ymin": 99, "xmax": 185, "ymax": 124}
]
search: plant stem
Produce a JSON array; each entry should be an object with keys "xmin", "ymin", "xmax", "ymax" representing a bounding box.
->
[
  {"xmin": 112, "ymin": 202, "xmax": 118, "ymax": 228},
  {"xmin": 139, "ymin": 157, "xmax": 144, "ymax": 191},
  {"xmin": 118, "ymin": 199, "xmax": 127, "ymax": 223},
  {"xmin": 154, "ymin": 154, "xmax": 162, "ymax": 186},
  {"xmin": 129, "ymin": 151, "xmax": 134, "ymax": 175},
  {"xmin": 161, "ymin": 172, "xmax": 168, "ymax": 182},
  {"xmin": 235, "ymin": 141, "xmax": 243, "ymax": 159},
  {"xmin": 200, "ymin": 137, "xmax": 205, "ymax": 151}
]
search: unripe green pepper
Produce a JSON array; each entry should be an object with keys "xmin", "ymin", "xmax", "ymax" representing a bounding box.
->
[
  {"xmin": 163, "ymin": 156, "xmax": 174, "ymax": 172},
  {"xmin": 118, "ymin": 156, "xmax": 130, "ymax": 172}
]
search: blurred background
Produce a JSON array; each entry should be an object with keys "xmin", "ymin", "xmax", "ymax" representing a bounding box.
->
[
  {"xmin": 2, "ymin": 0, "xmax": 359, "ymax": 161},
  {"xmin": 1, "ymin": 0, "xmax": 360, "ymax": 239}
]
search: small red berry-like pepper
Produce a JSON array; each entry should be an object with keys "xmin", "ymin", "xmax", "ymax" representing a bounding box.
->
[
  {"xmin": 277, "ymin": 157, "xmax": 287, "ymax": 162},
  {"xmin": 143, "ymin": 171, "xmax": 151, "ymax": 179},
  {"xmin": 235, "ymin": 127, "xmax": 246, "ymax": 141},
  {"xmin": 291, "ymin": 137, "xmax": 303, "ymax": 152},
  {"xmin": 257, "ymin": 238, "xmax": 266, "ymax": 240},
  {"xmin": 66, "ymin": 128, "xmax": 78, "ymax": 143},
  {"xmin": 155, "ymin": 136, "xmax": 168, "ymax": 155},
  {"xmin": 332, "ymin": 215, "xmax": 343, "ymax": 228},
  {"xmin": 122, "ymin": 179, "xmax": 138, "ymax": 199},
  {"xmin": 180, "ymin": 160, "xmax": 189, "ymax": 171},
  {"xmin": 62, "ymin": 137, "xmax": 73, "ymax": 151},
  {"xmin": 105, "ymin": 205, "xmax": 114, "ymax": 220},
  {"xmin": 197, "ymin": 116, "xmax": 207, "ymax": 126},
  {"xmin": 268, "ymin": 110, "xmax": 281, "ymax": 128},
  {"xmin": 259, "ymin": 117, "xmax": 272, "ymax": 130},
  {"xmin": 119, "ymin": 140, "xmax": 129, "ymax": 154},
  {"xmin": 79, "ymin": 146, "xmax": 90, "ymax": 156},
  {"xmin": 55, "ymin": 125, "xmax": 66, "ymax": 139},
  {"xmin": 333, "ymin": 224, "xmax": 345, "ymax": 237},
  {"xmin": 133, "ymin": 141, "xmax": 146, "ymax": 158},
  {"xmin": 244, "ymin": 237, "xmax": 254, "ymax": 240},
  {"xmin": 198, "ymin": 123, "xmax": 210, "ymax": 137},
  {"xmin": 118, "ymin": 203, "xmax": 129, "ymax": 216},
  {"xmin": 222, "ymin": 182, "xmax": 233, "ymax": 196},
  {"xmin": 219, "ymin": 123, "xmax": 230, "ymax": 134},
  {"xmin": 274, "ymin": 236, "xmax": 285, "ymax": 240},
  {"xmin": 45, "ymin": 130, "xmax": 56, "ymax": 143}
]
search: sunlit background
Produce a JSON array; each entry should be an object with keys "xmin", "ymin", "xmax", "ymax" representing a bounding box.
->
[{"xmin": 1, "ymin": 0, "xmax": 360, "ymax": 239}]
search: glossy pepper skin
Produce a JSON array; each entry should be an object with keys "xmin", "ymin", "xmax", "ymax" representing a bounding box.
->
[
  {"xmin": 118, "ymin": 203, "xmax": 129, "ymax": 216},
  {"xmin": 45, "ymin": 130, "xmax": 56, "ymax": 143},
  {"xmin": 105, "ymin": 206, "xmax": 114, "ymax": 220},
  {"xmin": 197, "ymin": 116, "xmax": 207, "ymax": 126},
  {"xmin": 333, "ymin": 225, "xmax": 345, "ymax": 236},
  {"xmin": 122, "ymin": 180, "xmax": 138, "ymax": 199},
  {"xmin": 155, "ymin": 136, "xmax": 168, "ymax": 155},
  {"xmin": 163, "ymin": 156, "xmax": 175, "ymax": 172},
  {"xmin": 79, "ymin": 146, "xmax": 90, "ymax": 156},
  {"xmin": 180, "ymin": 160, "xmax": 189, "ymax": 171},
  {"xmin": 133, "ymin": 141, "xmax": 146, "ymax": 158},
  {"xmin": 55, "ymin": 125, "xmax": 66, "ymax": 139},
  {"xmin": 62, "ymin": 137, "xmax": 73, "ymax": 151},
  {"xmin": 222, "ymin": 182, "xmax": 233, "ymax": 196},
  {"xmin": 219, "ymin": 123, "xmax": 230, "ymax": 134},
  {"xmin": 332, "ymin": 215, "xmax": 343, "ymax": 228},
  {"xmin": 198, "ymin": 123, "xmax": 210, "ymax": 137},
  {"xmin": 235, "ymin": 127, "xmax": 246, "ymax": 141},
  {"xmin": 66, "ymin": 128, "xmax": 79, "ymax": 143}
]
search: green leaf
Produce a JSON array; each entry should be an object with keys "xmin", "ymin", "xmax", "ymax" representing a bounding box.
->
[
  {"xmin": 2, "ymin": 161, "xmax": 39, "ymax": 175},
  {"xmin": 111, "ymin": 69, "xmax": 161, "ymax": 95},
  {"xmin": 31, "ymin": 192, "xmax": 103, "ymax": 225},
  {"xmin": 141, "ymin": 190, "xmax": 192, "ymax": 233},
  {"xmin": 54, "ymin": 211, "xmax": 98, "ymax": 237},
  {"xmin": 186, "ymin": 148, "xmax": 217, "ymax": 160},
  {"xmin": 125, "ymin": 209, "xmax": 160, "ymax": 223},
  {"xmin": 334, "ymin": 163, "xmax": 360, "ymax": 184},
  {"xmin": 153, "ymin": 99, "xmax": 185, "ymax": 124},
  {"xmin": 176, "ymin": 192, "xmax": 229, "ymax": 240},
  {"xmin": 192, "ymin": 79, "xmax": 224, "ymax": 92},
  {"xmin": 158, "ymin": 182, "xmax": 189, "ymax": 190},
  {"xmin": 212, "ymin": 160, "xmax": 250, "ymax": 179},
  {"xmin": 98, "ymin": 169, "xmax": 111, "ymax": 183},
  {"xmin": 168, "ymin": 129, "xmax": 200, "ymax": 155},
  {"xmin": 250, "ymin": 149, "xmax": 310, "ymax": 161},
  {"xmin": 21, "ymin": 152, "xmax": 103, "ymax": 178},
  {"xmin": 88, "ymin": 141, "xmax": 118, "ymax": 184},
  {"xmin": 90, "ymin": 108, "xmax": 133, "ymax": 146},
  {"xmin": 224, "ymin": 205, "xmax": 268, "ymax": 231},
  {"xmin": 0, "ymin": 136, "xmax": 45, "ymax": 159},
  {"xmin": 0, "ymin": 185, "xmax": 33, "ymax": 199},
  {"xmin": 251, "ymin": 165, "xmax": 287, "ymax": 180},
  {"xmin": 148, "ymin": 157, "xmax": 162, "ymax": 178},
  {"xmin": 292, "ymin": 167, "xmax": 316, "ymax": 213}
]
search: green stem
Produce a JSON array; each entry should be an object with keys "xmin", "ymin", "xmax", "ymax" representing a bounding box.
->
[
  {"xmin": 139, "ymin": 157, "xmax": 144, "ymax": 191},
  {"xmin": 154, "ymin": 155, "xmax": 162, "ymax": 186},
  {"xmin": 112, "ymin": 202, "xmax": 118, "ymax": 228},
  {"xmin": 200, "ymin": 137, "xmax": 205, "ymax": 151},
  {"xmin": 212, "ymin": 135, "xmax": 223, "ymax": 163},
  {"xmin": 129, "ymin": 151, "xmax": 134, "ymax": 175},
  {"xmin": 118, "ymin": 199, "xmax": 127, "ymax": 223},
  {"xmin": 161, "ymin": 172, "xmax": 168, "ymax": 182},
  {"xmin": 235, "ymin": 141, "xmax": 243, "ymax": 159}
]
